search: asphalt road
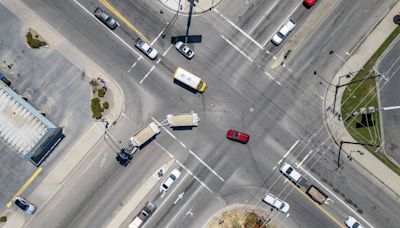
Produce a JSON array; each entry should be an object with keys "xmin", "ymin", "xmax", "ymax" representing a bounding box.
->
[
  {"xmin": 377, "ymin": 37, "xmax": 400, "ymax": 164},
  {"xmin": 15, "ymin": 0, "xmax": 400, "ymax": 227}
]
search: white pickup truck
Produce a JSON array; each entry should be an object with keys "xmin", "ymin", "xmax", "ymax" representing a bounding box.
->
[
  {"xmin": 280, "ymin": 162, "xmax": 308, "ymax": 187},
  {"xmin": 271, "ymin": 19, "xmax": 296, "ymax": 45},
  {"xmin": 262, "ymin": 193, "xmax": 290, "ymax": 213}
]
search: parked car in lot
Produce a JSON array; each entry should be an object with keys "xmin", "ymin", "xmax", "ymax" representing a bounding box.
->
[
  {"xmin": 345, "ymin": 216, "xmax": 363, "ymax": 228},
  {"xmin": 135, "ymin": 38, "xmax": 158, "ymax": 60},
  {"xmin": 226, "ymin": 129, "xmax": 250, "ymax": 144},
  {"xmin": 175, "ymin": 41, "xmax": 194, "ymax": 59},
  {"xmin": 161, "ymin": 169, "xmax": 181, "ymax": 192},
  {"xmin": 262, "ymin": 193, "xmax": 290, "ymax": 213},
  {"xmin": 15, "ymin": 197, "xmax": 36, "ymax": 215},
  {"xmin": 303, "ymin": 0, "xmax": 317, "ymax": 8},
  {"xmin": 94, "ymin": 7, "xmax": 119, "ymax": 30},
  {"xmin": 271, "ymin": 19, "xmax": 296, "ymax": 45}
]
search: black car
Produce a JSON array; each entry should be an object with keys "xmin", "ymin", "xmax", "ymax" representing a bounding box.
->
[{"xmin": 94, "ymin": 8, "xmax": 119, "ymax": 30}]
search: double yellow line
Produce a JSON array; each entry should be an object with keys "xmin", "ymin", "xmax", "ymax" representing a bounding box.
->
[
  {"xmin": 99, "ymin": 0, "xmax": 150, "ymax": 43},
  {"xmin": 6, "ymin": 167, "xmax": 43, "ymax": 208},
  {"xmin": 287, "ymin": 181, "xmax": 345, "ymax": 228}
]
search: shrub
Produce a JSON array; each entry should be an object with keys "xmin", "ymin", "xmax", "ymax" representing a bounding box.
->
[
  {"xmin": 26, "ymin": 32, "xmax": 47, "ymax": 48},
  {"xmin": 98, "ymin": 88, "xmax": 106, "ymax": 97},
  {"xmin": 91, "ymin": 97, "xmax": 103, "ymax": 119},
  {"xmin": 103, "ymin": 101, "xmax": 109, "ymax": 109},
  {"xmin": 89, "ymin": 79, "xmax": 98, "ymax": 87},
  {"xmin": 0, "ymin": 216, "xmax": 7, "ymax": 222}
]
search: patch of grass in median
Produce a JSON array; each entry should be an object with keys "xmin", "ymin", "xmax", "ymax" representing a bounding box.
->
[{"xmin": 341, "ymin": 26, "xmax": 400, "ymax": 175}]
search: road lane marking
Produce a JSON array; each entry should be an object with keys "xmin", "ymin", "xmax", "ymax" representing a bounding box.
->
[
  {"xmin": 127, "ymin": 57, "xmax": 142, "ymax": 72},
  {"xmin": 155, "ymin": 142, "xmax": 213, "ymax": 193},
  {"xmin": 152, "ymin": 117, "xmax": 225, "ymax": 182},
  {"xmin": 162, "ymin": 44, "xmax": 174, "ymax": 56},
  {"xmin": 99, "ymin": 0, "xmax": 150, "ymax": 43},
  {"xmin": 297, "ymin": 166, "xmax": 374, "ymax": 228},
  {"xmin": 221, "ymin": 35, "xmax": 253, "ymax": 63},
  {"xmin": 286, "ymin": 181, "xmax": 345, "ymax": 228},
  {"xmin": 277, "ymin": 139, "xmax": 299, "ymax": 165},
  {"xmin": 249, "ymin": 0, "xmax": 279, "ymax": 34},
  {"xmin": 7, "ymin": 167, "xmax": 43, "ymax": 207},
  {"xmin": 140, "ymin": 65, "xmax": 156, "ymax": 84},
  {"xmin": 214, "ymin": 9, "xmax": 263, "ymax": 50},
  {"xmin": 262, "ymin": 1, "xmax": 303, "ymax": 47},
  {"xmin": 166, "ymin": 186, "xmax": 204, "ymax": 228},
  {"xmin": 152, "ymin": 28, "xmax": 165, "ymax": 45},
  {"xmin": 296, "ymin": 150, "xmax": 313, "ymax": 168},
  {"xmin": 73, "ymin": 0, "xmax": 142, "ymax": 57}
]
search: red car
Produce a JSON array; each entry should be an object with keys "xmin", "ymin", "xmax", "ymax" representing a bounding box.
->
[
  {"xmin": 303, "ymin": 0, "xmax": 317, "ymax": 8},
  {"xmin": 227, "ymin": 129, "xmax": 250, "ymax": 144}
]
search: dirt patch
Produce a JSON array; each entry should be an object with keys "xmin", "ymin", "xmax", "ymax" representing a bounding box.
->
[{"xmin": 207, "ymin": 207, "xmax": 284, "ymax": 228}]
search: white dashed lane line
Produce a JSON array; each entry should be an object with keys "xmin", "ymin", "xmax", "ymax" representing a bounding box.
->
[{"xmin": 220, "ymin": 35, "xmax": 253, "ymax": 63}]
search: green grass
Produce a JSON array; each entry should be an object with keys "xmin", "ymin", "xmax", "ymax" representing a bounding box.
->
[
  {"xmin": 341, "ymin": 26, "xmax": 400, "ymax": 175},
  {"xmin": 26, "ymin": 32, "xmax": 47, "ymax": 48}
]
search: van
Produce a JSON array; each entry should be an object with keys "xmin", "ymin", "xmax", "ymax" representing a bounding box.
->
[{"xmin": 173, "ymin": 67, "xmax": 206, "ymax": 93}]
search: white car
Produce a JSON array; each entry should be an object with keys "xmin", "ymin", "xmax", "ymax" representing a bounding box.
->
[
  {"xmin": 271, "ymin": 19, "xmax": 296, "ymax": 45},
  {"xmin": 280, "ymin": 162, "xmax": 302, "ymax": 182},
  {"xmin": 175, "ymin": 41, "xmax": 194, "ymax": 59},
  {"xmin": 161, "ymin": 169, "xmax": 181, "ymax": 192},
  {"xmin": 262, "ymin": 193, "xmax": 290, "ymax": 213},
  {"xmin": 15, "ymin": 197, "xmax": 36, "ymax": 215},
  {"xmin": 135, "ymin": 38, "xmax": 158, "ymax": 60},
  {"xmin": 345, "ymin": 216, "xmax": 363, "ymax": 228}
]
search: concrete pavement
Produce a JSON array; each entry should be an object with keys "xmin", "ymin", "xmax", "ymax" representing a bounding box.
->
[
  {"xmin": 324, "ymin": 1, "xmax": 400, "ymax": 197},
  {"xmin": 0, "ymin": 0, "xmax": 124, "ymax": 226}
]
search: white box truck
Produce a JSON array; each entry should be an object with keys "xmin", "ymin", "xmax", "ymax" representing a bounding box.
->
[
  {"xmin": 166, "ymin": 112, "xmax": 200, "ymax": 127},
  {"xmin": 130, "ymin": 122, "xmax": 160, "ymax": 147},
  {"xmin": 173, "ymin": 67, "xmax": 206, "ymax": 93}
]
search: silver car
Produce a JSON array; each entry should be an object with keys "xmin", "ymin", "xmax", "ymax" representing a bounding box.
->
[
  {"xmin": 15, "ymin": 197, "xmax": 36, "ymax": 215},
  {"xmin": 175, "ymin": 41, "xmax": 194, "ymax": 59}
]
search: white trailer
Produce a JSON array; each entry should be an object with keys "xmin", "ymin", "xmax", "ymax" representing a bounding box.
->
[
  {"xmin": 130, "ymin": 122, "xmax": 160, "ymax": 147},
  {"xmin": 165, "ymin": 112, "xmax": 200, "ymax": 127}
]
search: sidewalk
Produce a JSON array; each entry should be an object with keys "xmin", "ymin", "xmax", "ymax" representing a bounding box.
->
[
  {"xmin": 159, "ymin": 0, "xmax": 223, "ymax": 14},
  {"xmin": 0, "ymin": 0, "xmax": 124, "ymax": 226},
  {"xmin": 324, "ymin": 2, "xmax": 400, "ymax": 196}
]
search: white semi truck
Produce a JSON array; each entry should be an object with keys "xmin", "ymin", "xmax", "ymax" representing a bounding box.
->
[
  {"xmin": 165, "ymin": 112, "xmax": 200, "ymax": 127},
  {"xmin": 116, "ymin": 122, "xmax": 160, "ymax": 166}
]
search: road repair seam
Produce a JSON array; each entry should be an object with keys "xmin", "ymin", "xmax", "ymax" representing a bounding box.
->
[{"xmin": 151, "ymin": 117, "xmax": 225, "ymax": 182}]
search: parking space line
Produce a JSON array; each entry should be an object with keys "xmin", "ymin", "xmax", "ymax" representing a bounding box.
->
[
  {"xmin": 221, "ymin": 35, "xmax": 253, "ymax": 63},
  {"xmin": 140, "ymin": 65, "xmax": 156, "ymax": 84},
  {"xmin": 214, "ymin": 9, "xmax": 263, "ymax": 50},
  {"xmin": 277, "ymin": 139, "xmax": 299, "ymax": 165},
  {"xmin": 6, "ymin": 167, "xmax": 43, "ymax": 207},
  {"xmin": 99, "ymin": 0, "xmax": 150, "ymax": 43},
  {"xmin": 297, "ymin": 166, "xmax": 374, "ymax": 228},
  {"xmin": 151, "ymin": 117, "xmax": 225, "ymax": 182}
]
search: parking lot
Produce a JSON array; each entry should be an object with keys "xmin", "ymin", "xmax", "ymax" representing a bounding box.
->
[{"xmin": 0, "ymin": 4, "xmax": 91, "ymax": 210}]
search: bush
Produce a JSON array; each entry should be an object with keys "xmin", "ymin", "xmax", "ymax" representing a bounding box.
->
[
  {"xmin": 26, "ymin": 32, "xmax": 47, "ymax": 48},
  {"xmin": 0, "ymin": 216, "xmax": 7, "ymax": 222},
  {"xmin": 89, "ymin": 79, "xmax": 98, "ymax": 87},
  {"xmin": 98, "ymin": 88, "xmax": 106, "ymax": 97},
  {"xmin": 103, "ymin": 101, "xmax": 109, "ymax": 109},
  {"xmin": 91, "ymin": 97, "xmax": 103, "ymax": 119}
]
